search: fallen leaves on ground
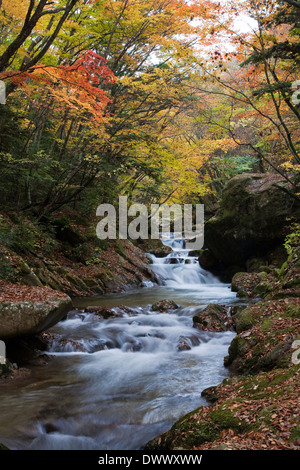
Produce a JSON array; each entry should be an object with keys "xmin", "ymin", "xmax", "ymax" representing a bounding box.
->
[{"xmin": 0, "ymin": 280, "xmax": 69, "ymax": 302}]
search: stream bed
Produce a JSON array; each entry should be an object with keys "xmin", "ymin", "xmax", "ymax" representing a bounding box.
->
[{"xmin": 0, "ymin": 235, "xmax": 247, "ymax": 450}]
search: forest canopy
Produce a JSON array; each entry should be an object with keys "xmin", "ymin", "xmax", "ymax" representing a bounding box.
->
[{"xmin": 0, "ymin": 0, "xmax": 299, "ymax": 218}]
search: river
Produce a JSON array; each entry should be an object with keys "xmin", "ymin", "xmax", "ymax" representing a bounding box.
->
[{"xmin": 0, "ymin": 234, "xmax": 245, "ymax": 450}]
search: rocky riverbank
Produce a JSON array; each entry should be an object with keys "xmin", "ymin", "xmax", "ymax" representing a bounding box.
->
[
  {"xmin": 144, "ymin": 237, "xmax": 300, "ymax": 450},
  {"xmin": 0, "ymin": 212, "xmax": 157, "ymax": 297},
  {"xmin": 200, "ymin": 173, "xmax": 300, "ymax": 281},
  {"xmin": 0, "ymin": 210, "xmax": 160, "ymax": 343},
  {"xmin": 0, "ymin": 282, "xmax": 72, "ymax": 339},
  {"xmin": 1, "ymin": 173, "xmax": 299, "ymax": 450}
]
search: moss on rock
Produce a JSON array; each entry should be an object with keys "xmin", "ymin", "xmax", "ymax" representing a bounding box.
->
[{"xmin": 193, "ymin": 304, "xmax": 233, "ymax": 331}]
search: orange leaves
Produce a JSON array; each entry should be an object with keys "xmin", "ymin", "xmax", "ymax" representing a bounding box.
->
[
  {"xmin": 219, "ymin": 428, "xmax": 235, "ymax": 439},
  {"xmin": 46, "ymin": 50, "xmax": 115, "ymax": 122},
  {"xmin": 7, "ymin": 50, "xmax": 116, "ymax": 124},
  {"xmin": 66, "ymin": 50, "xmax": 115, "ymax": 87}
]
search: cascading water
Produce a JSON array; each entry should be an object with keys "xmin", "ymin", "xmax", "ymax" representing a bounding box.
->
[
  {"xmin": 0, "ymin": 233, "xmax": 239, "ymax": 450},
  {"xmin": 148, "ymin": 233, "xmax": 219, "ymax": 288}
]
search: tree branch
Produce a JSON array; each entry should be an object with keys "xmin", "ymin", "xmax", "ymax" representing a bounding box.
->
[{"xmin": 283, "ymin": 0, "xmax": 300, "ymax": 9}]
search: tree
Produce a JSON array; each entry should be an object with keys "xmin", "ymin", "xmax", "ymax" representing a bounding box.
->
[
  {"xmin": 0, "ymin": 0, "xmax": 80, "ymax": 82},
  {"xmin": 185, "ymin": 0, "xmax": 300, "ymax": 190},
  {"xmin": 0, "ymin": 0, "xmax": 226, "ymax": 216}
]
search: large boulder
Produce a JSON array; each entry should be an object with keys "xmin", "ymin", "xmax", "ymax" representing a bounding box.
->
[
  {"xmin": 0, "ymin": 297, "xmax": 72, "ymax": 339},
  {"xmin": 204, "ymin": 174, "xmax": 300, "ymax": 270},
  {"xmin": 0, "ymin": 282, "xmax": 73, "ymax": 339}
]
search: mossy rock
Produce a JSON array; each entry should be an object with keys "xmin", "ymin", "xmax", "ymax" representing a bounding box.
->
[
  {"xmin": 145, "ymin": 362, "xmax": 300, "ymax": 450},
  {"xmin": 193, "ymin": 304, "xmax": 233, "ymax": 332},
  {"xmin": 256, "ymin": 342, "xmax": 292, "ymax": 371},
  {"xmin": 234, "ymin": 310, "xmax": 255, "ymax": 334},
  {"xmin": 252, "ymin": 281, "xmax": 272, "ymax": 297},
  {"xmin": 224, "ymin": 335, "xmax": 251, "ymax": 368},
  {"xmin": 65, "ymin": 273, "xmax": 88, "ymax": 290},
  {"xmin": 230, "ymin": 305, "xmax": 247, "ymax": 317},
  {"xmin": 16, "ymin": 258, "xmax": 44, "ymax": 287},
  {"xmin": 0, "ymin": 360, "xmax": 14, "ymax": 379},
  {"xmin": 204, "ymin": 173, "xmax": 300, "ymax": 267},
  {"xmin": 145, "ymin": 401, "xmax": 249, "ymax": 450},
  {"xmin": 82, "ymin": 278, "xmax": 100, "ymax": 288},
  {"xmin": 159, "ymin": 409, "xmax": 219, "ymax": 449},
  {"xmin": 16, "ymin": 258, "xmax": 32, "ymax": 275},
  {"xmin": 21, "ymin": 272, "xmax": 44, "ymax": 287},
  {"xmin": 209, "ymin": 408, "xmax": 248, "ymax": 433},
  {"xmin": 174, "ymin": 422, "xmax": 218, "ymax": 448},
  {"xmin": 201, "ymin": 385, "xmax": 219, "ymax": 403},
  {"xmin": 236, "ymin": 290, "xmax": 250, "ymax": 298}
]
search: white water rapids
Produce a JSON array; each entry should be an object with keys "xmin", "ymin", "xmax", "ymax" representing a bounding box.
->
[{"xmin": 0, "ymin": 234, "xmax": 243, "ymax": 450}]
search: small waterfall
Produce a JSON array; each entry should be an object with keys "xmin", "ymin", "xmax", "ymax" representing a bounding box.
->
[{"xmin": 148, "ymin": 233, "xmax": 220, "ymax": 288}]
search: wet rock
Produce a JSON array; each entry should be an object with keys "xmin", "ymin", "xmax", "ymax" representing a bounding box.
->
[
  {"xmin": 193, "ymin": 304, "xmax": 233, "ymax": 332},
  {"xmin": 0, "ymin": 359, "xmax": 31, "ymax": 382},
  {"xmin": 44, "ymin": 423, "xmax": 60, "ymax": 434},
  {"xmin": 201, "ymin": 385, "xmax": 219, "ymax": 403},
  {"xmin": 177, "ymin": 337, "xmax": 192, "ymax": 351},
  {"xmin": 54, "ymin": 337, "xmax": 87, "ymax": 353},
  {"xmin": 124, "ymin": 341, "xmax": 142, "ymax": 352},
  {"xmin": 84, "ymin": 306, "xmax": 121, "ymax": 318},
  {"xmin": 230, "ymin": 305, "xmax": 248, "ymax": 317},
  {"xmin": 65, "ymin": 310, "xmax": 86, "ymax": 321},
  {"xmin": 28, "ymin": 354, "xmax": 55, "ymax": 366},
  {"xmin": 151, "ymin": 300, "xmax": 179, "ymax": 312},
  {"xmin": 84, "ymin": 304, "xmax": 135, "ymax": 318}
]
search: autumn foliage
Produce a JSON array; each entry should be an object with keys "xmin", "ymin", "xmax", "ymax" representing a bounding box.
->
[{"xmin": 0, "ymin": 0, "xmax": 299, "ymax": 213}]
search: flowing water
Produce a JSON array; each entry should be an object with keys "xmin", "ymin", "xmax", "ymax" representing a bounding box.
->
[{"xmin": 0, "ymin": 234, "xmax": 245, "ymax": 450}]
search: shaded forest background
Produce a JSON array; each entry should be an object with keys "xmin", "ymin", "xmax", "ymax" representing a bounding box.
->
[{"xmin": 0, "ymin": 0, "xmax": 299, "ymax": 277}]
